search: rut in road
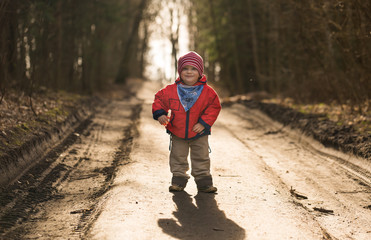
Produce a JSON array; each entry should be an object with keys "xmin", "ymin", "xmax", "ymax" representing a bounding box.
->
[{"xmin": 0, "ymin": 91, "xmax": 142, "ymax": 239}]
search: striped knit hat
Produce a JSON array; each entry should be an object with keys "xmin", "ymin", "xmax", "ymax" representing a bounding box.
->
[{"xmin": 177, "ymin": 51, "xmax": 204, "ymax": 77}]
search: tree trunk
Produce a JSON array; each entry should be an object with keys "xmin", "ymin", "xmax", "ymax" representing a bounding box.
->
[
  {"xmin": 247, "ymin": 0, "xmax": 261, "ymax": 89},
  {"xmin": 54, "ymin": 0, "xmax": 62, "ymax": 89},
  {"xmin": 116, "ymin": 0, "xmax": 148, "ymax": 83},
  {"xmin": 169, "ymin": 2, "xmax": 180, "ymax": 80},
  {"xmin": 139, "ymin": 21, "xmax": 149, "ymax": 78}
]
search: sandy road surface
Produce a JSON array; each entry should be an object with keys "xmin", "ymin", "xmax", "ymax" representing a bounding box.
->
[{"xmin": 1, "ymin": 80, "xmax": 370, "ymax": 240}]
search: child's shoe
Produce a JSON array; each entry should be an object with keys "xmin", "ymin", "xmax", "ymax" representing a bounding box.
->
[
  {"xmin": 169, "ymin": 184, "xmax": 184, "ymax": 192},
  {"xmin": 198, "ymin": 186, "xmax": 217, "ymax": 193}
]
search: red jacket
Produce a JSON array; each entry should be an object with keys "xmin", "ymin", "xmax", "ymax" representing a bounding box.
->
[{"xmin": 152, "ymin": 76, "xmax": 221, "ymax": 139}]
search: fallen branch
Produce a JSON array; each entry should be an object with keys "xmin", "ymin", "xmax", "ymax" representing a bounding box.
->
[
  {"xmin": 313, "ymin": 207, "xmax": 334, "ymax": 214},
  {"xmin": 290, "ymin": 187, "xmax": 308, "ymax": 200},
  {"xmin": 29, "ymin": 95, "xmax": 37, "ymax": 116},
  {"xmin": 320, "ymin": 226, "xmax": 335, "ymax": 240},
  {"xmin": 70, "ymin": 208, "xmax": 92, "ymax": 214}
]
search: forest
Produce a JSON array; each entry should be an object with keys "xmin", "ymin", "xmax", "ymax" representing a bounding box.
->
[
  {"xmin": 0, "ymin": 0, "xmax": 370, "ymax": 109},
  {"xmin": 187, "ymin": 0, "xmax": 370, "ymax": 108},
  {"xmin": 0, "ymin": 0, "xmax": 149, "ymax": 96}
]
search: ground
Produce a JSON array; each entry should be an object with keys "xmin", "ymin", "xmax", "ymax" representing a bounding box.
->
[
  {"xmin": 0, "ymin": 88, "xmax": 89, "ymax": 158},
  {"xmin": 1, "ymin": 82, "xmax": 370, "ymax": 163},
  {"xmin": 222, "ymin": 93, "xmax": 371, "ymax": 160},
  {"xmin": 0, "ymin": 79, "xmax": 370, "ymax": 239}
]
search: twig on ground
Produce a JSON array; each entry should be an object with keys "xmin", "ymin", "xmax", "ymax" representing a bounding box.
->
[
  {"xmin": 290, "ymin": 186, "xmax": 308, "ymax": 200},
  {"xmin": 313, "ymin": 207, "xmax": 334, "ymax": 214},
  {"xmin": 29, "ymin": 95, "xmax": 37, "ymax": 116}
]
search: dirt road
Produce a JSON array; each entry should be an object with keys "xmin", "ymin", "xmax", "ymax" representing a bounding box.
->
[{"xmin": 1, "ymin": 80, "xmax": 370, "ymax": 240}]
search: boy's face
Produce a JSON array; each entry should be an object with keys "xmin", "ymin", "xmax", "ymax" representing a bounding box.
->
[{"xmin": 180, "ymin": 65, "xmax": 200, "ymax": 86}]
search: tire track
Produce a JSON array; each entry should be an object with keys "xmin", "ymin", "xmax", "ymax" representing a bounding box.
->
[
  {"xmin": 0, "ymin": 117, "xmax": 92, "ymax": 236},
  {"xmin": 218, "ymin": 104, "xmax": 371, "ymax": 240},
  {"xmin": 0, "ymin": 95, "xmax": 142, "ymax": 239}
]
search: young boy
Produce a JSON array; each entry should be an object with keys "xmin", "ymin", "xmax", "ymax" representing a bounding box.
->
[{"xmin": 152, "ymin": 51, "xmax": 221, "ymax": 193}]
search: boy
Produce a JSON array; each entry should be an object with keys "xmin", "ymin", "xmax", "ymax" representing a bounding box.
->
[{"xmin": 152, "ymin": 51, "xmax": 221, "ymax": 193}]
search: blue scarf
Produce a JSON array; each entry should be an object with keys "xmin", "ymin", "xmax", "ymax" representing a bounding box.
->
[{"xmin": 177, "ymin": 84, "xmax": 204, "ymax": 112}]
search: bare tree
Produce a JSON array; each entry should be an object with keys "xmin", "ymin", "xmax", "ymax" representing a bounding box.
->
[{"xmin": 169, "ymin": 0, "xmax": 180, "ymax": 80}]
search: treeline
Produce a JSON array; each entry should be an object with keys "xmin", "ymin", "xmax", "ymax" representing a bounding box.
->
[
  {"xmin": 188, "ymin": 0, "xmax": 371, "ymax": 106},
  {"xmin": 0, "ymin": 0, "xmax": 149, "ymax": 95}
]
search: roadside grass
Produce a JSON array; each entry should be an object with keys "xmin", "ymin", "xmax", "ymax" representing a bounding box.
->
[
  {"xmin": 221, "ymin": 91, "xmax": 370, "ymax": 159},
  {"xmin": 0, "ymin": 88, "xmax": 88, "ymax": 157},
  {"xmin": 264, "ymin": 98, "xmax": 371, "ymax": 135}
]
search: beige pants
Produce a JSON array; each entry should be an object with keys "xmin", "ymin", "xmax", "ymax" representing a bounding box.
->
[{"xmin": 170, "ymin": 135, "xmax": 211, "ymax": 184}]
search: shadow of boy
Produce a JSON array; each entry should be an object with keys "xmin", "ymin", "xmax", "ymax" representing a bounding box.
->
[{"xmin": 158, "ymin": 192, "xmax": 246, "ymax": 240}]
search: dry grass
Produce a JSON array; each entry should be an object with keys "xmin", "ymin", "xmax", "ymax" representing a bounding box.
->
[
  {"xmin": 263, "ymin": 98, "xmax": 371, "ymax": 135},
  {"xmin": 0, "ymin": 88, "xmax": 87, "ymax": 133}
]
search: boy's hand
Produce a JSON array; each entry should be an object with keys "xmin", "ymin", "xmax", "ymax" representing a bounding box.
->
[
  {"xmin": 158, "ymin": 115, "xmax": 169, "ymax": 126},
  {"xmin": 192, "ymin": 123, "xmax": 205, "ymax": 133}
]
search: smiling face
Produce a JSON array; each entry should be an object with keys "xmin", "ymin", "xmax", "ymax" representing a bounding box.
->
[{"xmin": 180, "ymin": 65, "xmax": 200, "ymax": 86}]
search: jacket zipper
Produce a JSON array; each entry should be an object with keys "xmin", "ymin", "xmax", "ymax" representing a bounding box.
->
[{"xmin": 185, "ymin": 111, "xmax": 190, "ymax": 139}]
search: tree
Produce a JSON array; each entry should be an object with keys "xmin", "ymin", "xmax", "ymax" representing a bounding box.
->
[
  {"xmin": 116, "ymin": 0, "xmax": 148, "ymax": 83},
  {"xmin": 187, "ymin": 0, "xmax": 370, "ymax": 108},
  {"xmin": 0, "ymin": 0, "xmax": 151, "ymax": 95}
]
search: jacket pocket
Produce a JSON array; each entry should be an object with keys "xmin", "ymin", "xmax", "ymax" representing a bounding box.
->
[{"xmin": 169, "ymin": 99, "xmax": 180, "ymax": 111}]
